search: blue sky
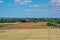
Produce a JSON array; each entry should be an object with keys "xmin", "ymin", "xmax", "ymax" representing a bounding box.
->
[{"xmin": 0, "ymin": 0, "xmax": 60, "ymax": 18}]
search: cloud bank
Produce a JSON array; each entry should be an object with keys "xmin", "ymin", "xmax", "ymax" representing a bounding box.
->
[
  {"xmin": 50, "ymin": 0, "xmax": 60, "ymax": 3},
  {"xmin": 0, "ymin": 0, "xmax": 3, "ymax": 3},
  {"xmin": 14, "ymin": 0, "xmax": 32, "ymax": 5}
]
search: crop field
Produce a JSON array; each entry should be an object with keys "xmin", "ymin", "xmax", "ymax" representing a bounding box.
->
[
  {"xmin": 0, "ymin": 29, "xmax": 60, "ymax": 40},
  {"xmin": 0, "ymin": 23, "xmax": 60, "ymax": 40},
  {"xmin": 0, "ymin": 22, "xmax": 51, "ymax": 29}
]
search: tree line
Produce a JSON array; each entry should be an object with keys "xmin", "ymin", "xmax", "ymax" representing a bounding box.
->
[
  {"xmin": 0, "ymin": 18, "xmax": 60, "ymax": 23},
  {"xmin": 0, "ymin": 18, "xmax": 60, "ymax": 28}
]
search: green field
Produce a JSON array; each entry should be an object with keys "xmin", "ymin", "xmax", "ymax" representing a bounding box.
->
[{"xmin": 0, "ymin": 29, "xmax": 60, "ymax": 40}]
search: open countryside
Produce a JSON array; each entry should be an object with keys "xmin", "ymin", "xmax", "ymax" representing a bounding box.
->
[
  {"xmin": 0, "ymin": 18, "xmax": 60, "ymax": 40},
  {"xmin": 0, "ymin": 0, "xmax": 60, "ymax": 40}
]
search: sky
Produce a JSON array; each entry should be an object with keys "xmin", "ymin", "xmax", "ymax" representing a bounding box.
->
[{"xmin": 0, "ymin": 0, "xmax": 60, "ymax": 18}]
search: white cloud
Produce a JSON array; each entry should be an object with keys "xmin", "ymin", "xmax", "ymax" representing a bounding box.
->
[
  {"xmin": 0, "ymin": 0, "xmax": 3, "ymax": 3},
  {"xmin": 7, "ymin": 4, "xmax": 12, "ymax": 6},
  {"xmin": 29, "ymin": 4, "xmax": 49, "ymax": 8},
  {"xmin": 15, "ymin": 0, "xmax": 19, "ymax": 2},
  {"xmin": 24, "ymin": 9, "xmax": 49, "ymax": 13},
  {"xmin": 50, "ymin": 0, "xmax": 60, "ymax": 3},
  {"xmin": 25, "ymin": 9, "xmax": 32, "ymax": 12},
  {"xmin": 24, "ymin": 0, "xmax": 60, "ymax": 14},
  {"xmin": 29, "ymin": 4, "xmax": 40, "ymax": 7},
  {"xmin": 49, "ymin": 0, "xmax": 60, "ymax": 9},
  {"xmin": 14, "ymin": 0, "xmax": 32, "ymax": 5}
]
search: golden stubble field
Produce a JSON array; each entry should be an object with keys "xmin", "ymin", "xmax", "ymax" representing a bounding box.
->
[
  {"xmin": 0, "ymin": 29, "xmax": 60, "ymax": 40},
  {"xmin": 0, "ymin": 22, "xmax": 51, "ymax": 29},
  {"xmin": 0, "ymin": 23, "xmax": 60, "ymax": 40}
]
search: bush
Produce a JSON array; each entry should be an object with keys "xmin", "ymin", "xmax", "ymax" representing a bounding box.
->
[
  {"xmin": 47, "ymin": 22, "xmax": 53, "ymax": 26},
  {"xmin": 56, "ymin": 20, "xmax": 60, "ymax": 24}
]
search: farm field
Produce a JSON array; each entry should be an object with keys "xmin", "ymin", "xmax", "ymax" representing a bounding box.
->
[
  {"xmin": 0, "ymin": 29, "xmax": 60, "ymax": 40},
  {"xmin": 0, "ymin": 22, "xmax": 51, "ymax": 29}
]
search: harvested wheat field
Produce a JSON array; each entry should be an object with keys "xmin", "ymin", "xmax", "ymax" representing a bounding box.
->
[
  {"xmin": 0, "ymin": 23, "xmax": 60, "ymax": 40},
  {"xmin": 0, "ymin": 22, "xmax": 52, "ymax": 29},
  {"xmin": 0, "ymin": 29, "xmax": 60, "ymax": 40}
]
